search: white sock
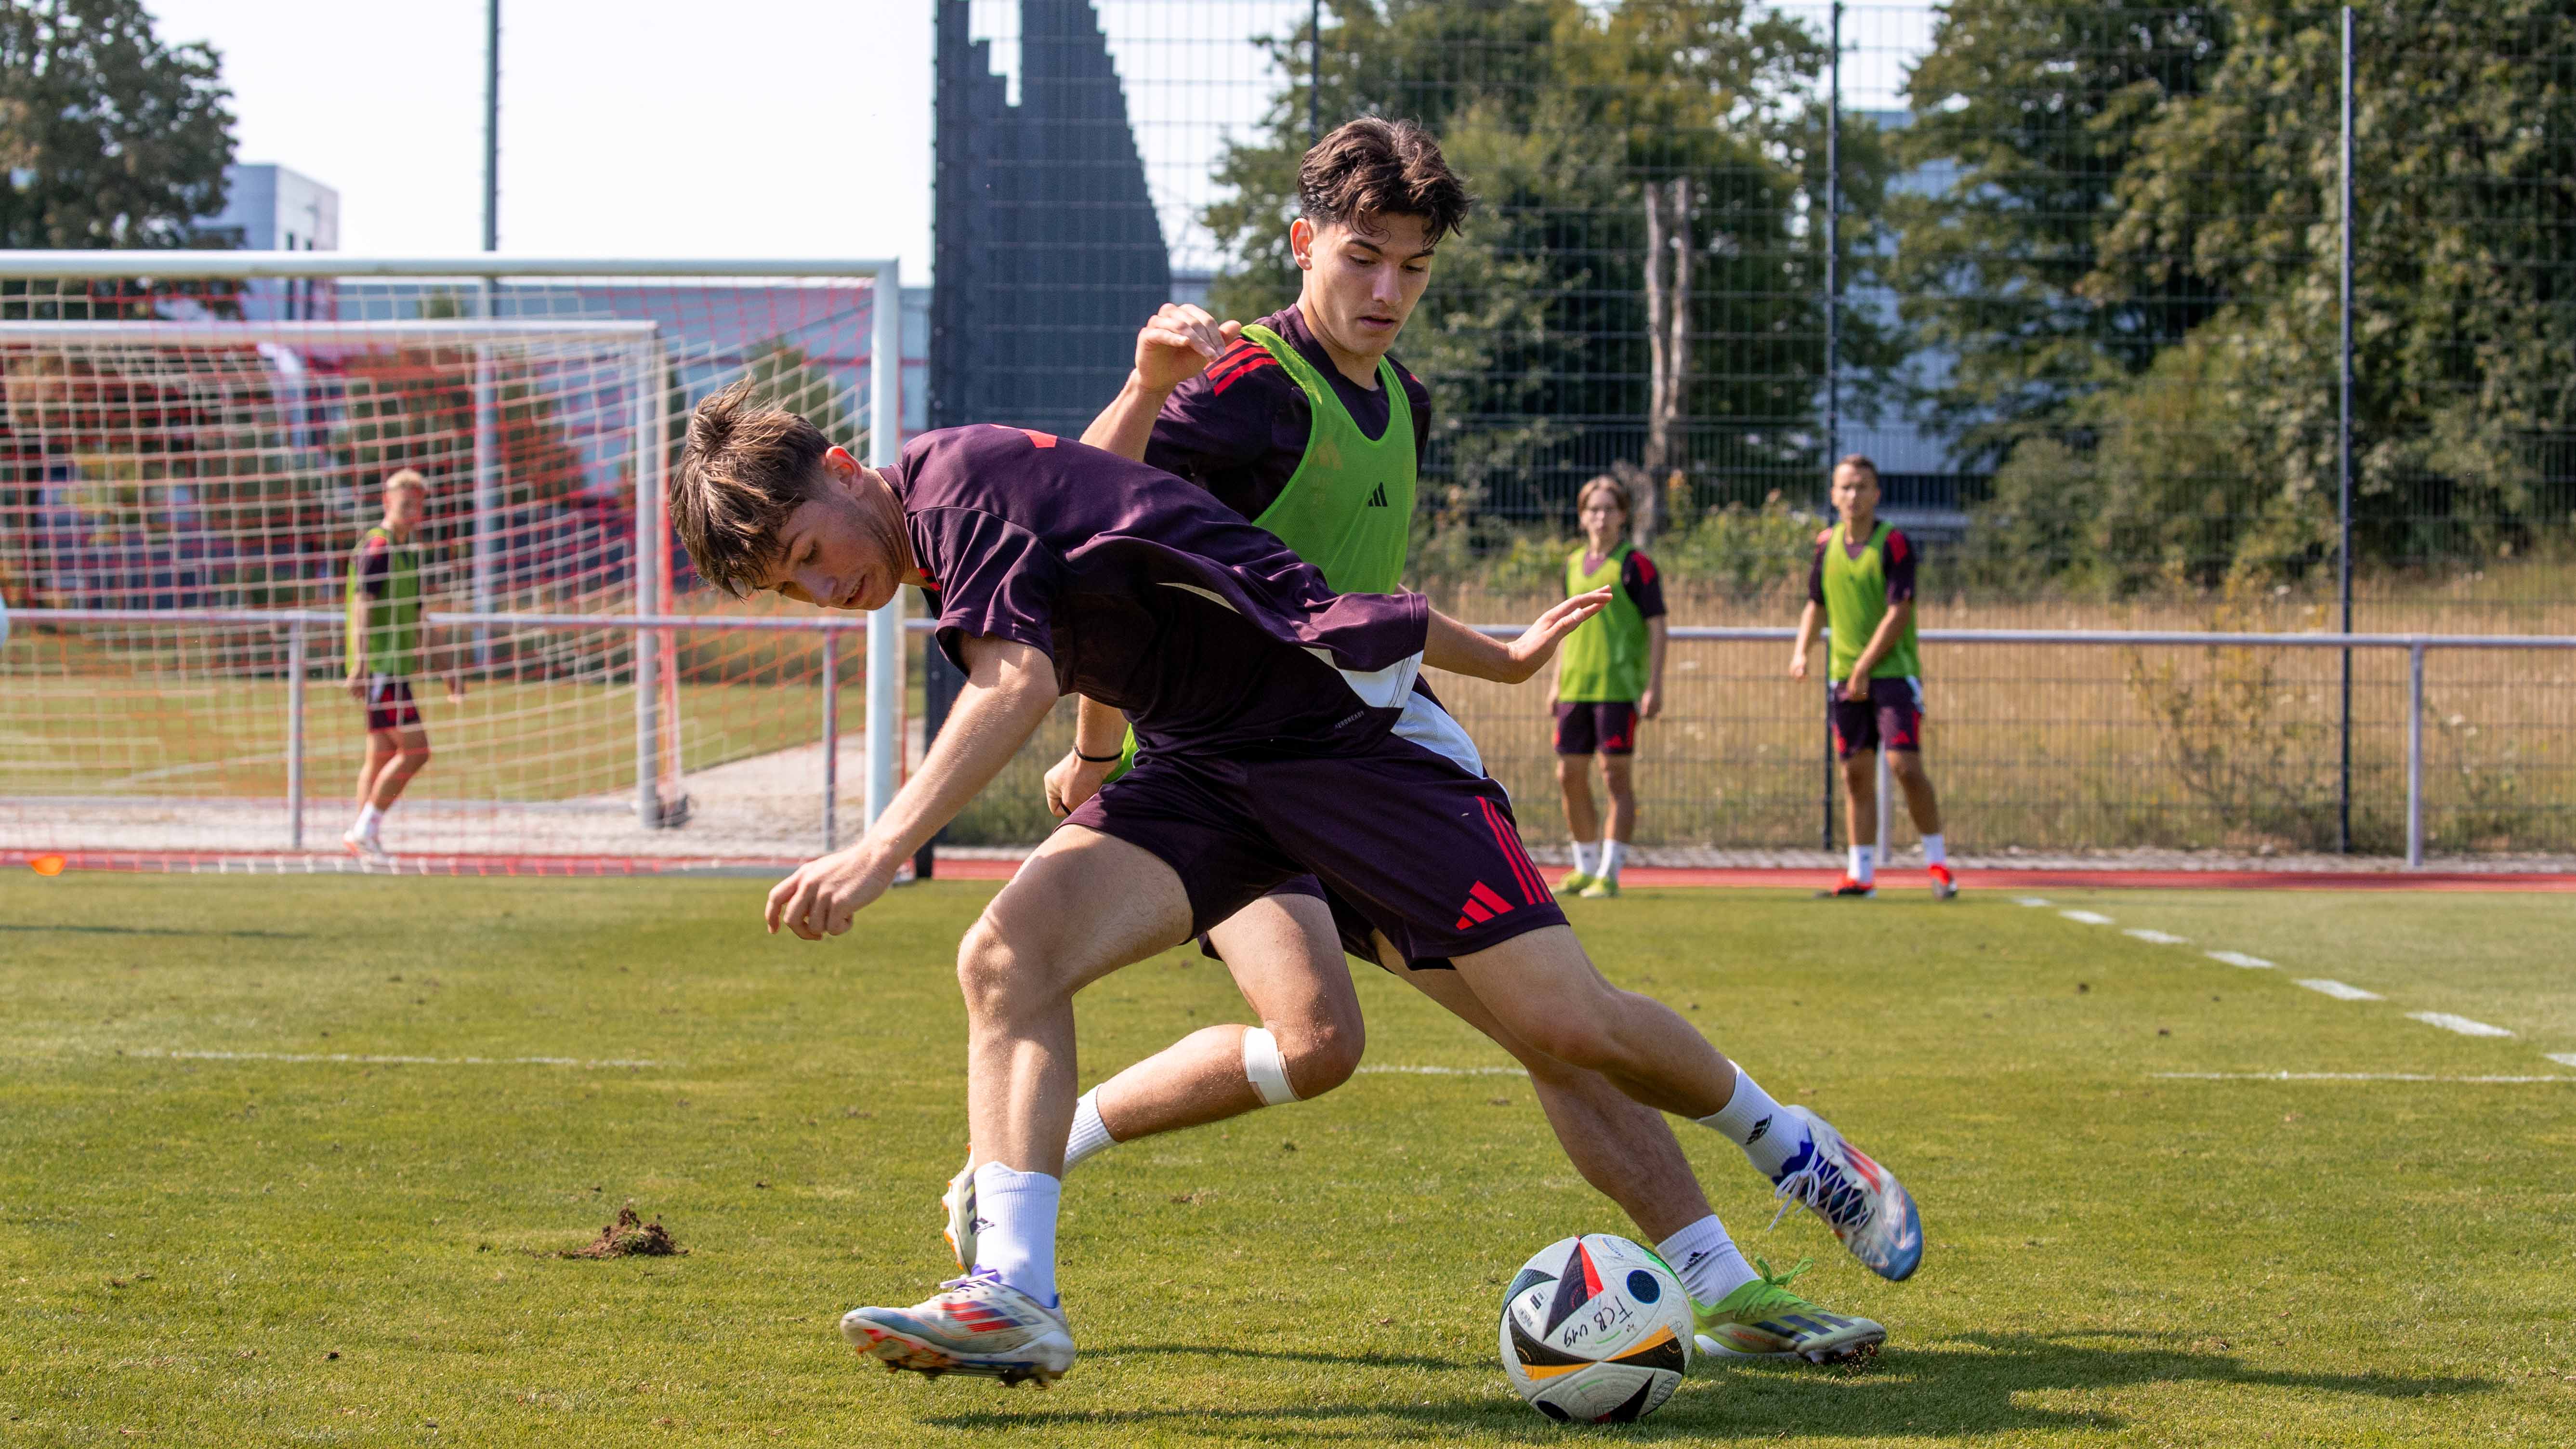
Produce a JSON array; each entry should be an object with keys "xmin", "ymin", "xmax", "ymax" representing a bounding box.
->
[
  {"xmin": 1571, "ymin": 839, "xmax": 1599, "ymax": 876},
  {"xmin": 1846, "ymin": 843, "xmax": 1874, "ymax": 884},
  {"xmin": 969, "ymin": 1162, "xmax": 1060, "ymax": 1305},
  {"xmin": 1601, "ymin": 840, "xmax": 1629, "ymax": 883},
  {"xmin": 1063, "ymin": 1089, "xmax": 1115, "ymax": 1173},
  {"xmin": 354, "ymin": 803, "xmax": 385, "ymax": 837},
  {"xmin": 1922, "ymin": 832, "xmax": 1947, "ymax": 867},
  {"xmin": 1657, "ymin": 1214, "xmax": 1758, "ymax": 1306},
  {"xmin": 1695, "ymin": 1066, "xmax": 1810, "ymax": 1182}
]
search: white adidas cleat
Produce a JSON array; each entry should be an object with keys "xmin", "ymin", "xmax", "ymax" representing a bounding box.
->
[
  {"xmin": 841, "ymin": 1271, "xmax": 1075, "ymax": 1386},
  {"xmin": 341, "ymin": 828, "xmax": 390, "ymax": 867},
  {"xmin": 1768, "ymin": 1105, "xmax": 1924, "ymax": 1282},
  {"xmin": 942, "ymin": 1151, "xmax": 977, "ymax": 1272}
]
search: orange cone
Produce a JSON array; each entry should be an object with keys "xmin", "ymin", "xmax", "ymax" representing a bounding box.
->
[{"xmin": 30, "ymin": 854, "xmax": 66, "ymax": 876}]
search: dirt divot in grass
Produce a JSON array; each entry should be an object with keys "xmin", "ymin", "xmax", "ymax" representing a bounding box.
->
[{"xmin": 562, "ymin": 1205, "xmax": 684, "ymax": 1259}]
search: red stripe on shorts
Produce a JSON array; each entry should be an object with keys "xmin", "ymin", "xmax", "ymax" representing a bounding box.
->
[{"xmin": 1480, "ymin": 797, "xmax": 1548, "ymax": 906}]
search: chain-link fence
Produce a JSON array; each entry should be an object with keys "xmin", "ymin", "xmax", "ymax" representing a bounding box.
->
[{"xmin": 924, "ymin": 0, "xmax": 2576, "ymax": 857}]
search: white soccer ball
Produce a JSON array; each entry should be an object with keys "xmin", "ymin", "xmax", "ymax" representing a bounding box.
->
[{"xmin": 1498, "ymin": 1233, "xmax": 1695, "ymax": 1423}]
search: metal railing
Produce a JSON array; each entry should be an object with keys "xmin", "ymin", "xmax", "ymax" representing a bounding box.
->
[{"xmin": 10, "ymin": 607, "xmax": 2567, "ymax": 867}]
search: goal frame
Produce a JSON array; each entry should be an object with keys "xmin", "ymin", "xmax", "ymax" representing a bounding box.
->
[{"xmin": 0, "ymin": 252, "xmax": 907, "ymax": 849}]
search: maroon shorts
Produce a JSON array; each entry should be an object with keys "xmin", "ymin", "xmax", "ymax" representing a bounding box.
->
[
  {"xmin": 1829, "ymin": 677, "xmax": 1923, "ymax": 758},
  {"xmin": 1200, "ymin": 876, "xmax": 1458, "ymax": 974},
  {"xmin": 363, "ymin": 674, "xmax": 421, "ymax": 733},
  {"xmin": 1066, "ymin": 733, "xmax": 1566, "ymax": 965},
  {"xmin": 1552, "ymin": 700, "xmax": 1638, "ymax": 756}
]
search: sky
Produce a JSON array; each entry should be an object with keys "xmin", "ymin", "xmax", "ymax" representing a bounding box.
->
[
  {"xmin": 147, "ymin": 1, "xmax": 1926, "ymax": 282},
  {"xmin": 149, "ymin": 0, "xmax": 938, "ymax": 275}
]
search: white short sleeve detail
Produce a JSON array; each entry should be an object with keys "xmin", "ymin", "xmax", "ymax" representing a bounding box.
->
[{"xmin": 1390, "ymin": 684, "xmax": 1485, "ymax": 777}]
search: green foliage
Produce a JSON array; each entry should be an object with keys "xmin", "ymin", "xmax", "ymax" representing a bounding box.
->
[
  {"xmin": 1913, "ymin": 2, "xmax": 2576, "ymax": 589},
  {"xmin": 1206, "ymin": 0, "xmax": 1893, "ymax": 514},
  {"xmin": 0, "ymin": 0, "xmax": 235, "ymax": 249}
]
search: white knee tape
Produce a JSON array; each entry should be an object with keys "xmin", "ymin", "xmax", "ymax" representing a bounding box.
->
[{"xmin": 1243, "ymin": 1027, "xmax": 1298, "ymax": 1107}]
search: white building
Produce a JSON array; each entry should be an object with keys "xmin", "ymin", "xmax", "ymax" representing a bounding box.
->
[{"xmin": 195, "ymin": 164, "xmax": 340, "ymax": 251}]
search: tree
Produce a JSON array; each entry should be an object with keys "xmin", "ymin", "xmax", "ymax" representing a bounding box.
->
[
  {"xmin": 1887, "ymin": 1, "xmax": 2231, "ymax": 462},
  {"xmin": 0, "ymin": 0, "xmax": 236, "ymax": 250},
  {"xmin": 1204, "ymin": 0, "xmax": 1887, "ymax": 543},
  {"xmin": 1947, "ymin": 1, "xmax": 2576, "ymax": 591}
]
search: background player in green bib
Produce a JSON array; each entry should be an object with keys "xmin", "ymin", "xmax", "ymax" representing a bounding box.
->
[
  {"xmin": 1551, "ymin": 476, "xmax": 1667, "ymax": 898},
  {"xmin": 1004, "ymin": 121, "xmax": 1894, "ymax": 1362},
  {"xmin": 341, "ymin": 469, "xmax": 461, "ymax": 863},
  {"xmin": 1790, "ymin": 454, "xmax": 1956, "ymax": 900}
]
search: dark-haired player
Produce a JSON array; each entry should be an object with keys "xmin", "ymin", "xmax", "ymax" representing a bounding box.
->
[
  {"xmin": 1020, "ymin": 118, "xmax": 1888, "ymax": 1367},
  {"xmin": 1791, "ymin": 455, "xmax": 1956, "ymax": 899},
  {"xmin": 663, "ymin": 382, "xmax": 1925, "ymax": 1386}
]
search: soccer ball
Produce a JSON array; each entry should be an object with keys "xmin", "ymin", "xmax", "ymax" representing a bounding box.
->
[{"xmin": 1498, "ymin": 1233, "xmax": 1694, "ymax": 1423}]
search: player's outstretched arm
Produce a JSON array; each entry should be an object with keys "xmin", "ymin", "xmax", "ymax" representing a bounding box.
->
[
  {"xmin": 766, "ymin": 635, "xmax": 1060, "ymax": 941},
  {"xmin": 1423, "ymin": 590, "xmax": 1610, "ymax": 685}
]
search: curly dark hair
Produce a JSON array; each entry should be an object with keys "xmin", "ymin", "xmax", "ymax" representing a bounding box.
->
[{"xmin": 1299, "ymin": 118, "xmax": 1473, "ymax": 242}]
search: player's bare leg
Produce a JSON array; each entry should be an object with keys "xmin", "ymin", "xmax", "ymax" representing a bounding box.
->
[
  {"xmin": 370, "ymin": 725, "xmax": 432, "ymax": 809},
  {"xmin": 849, "ymin": 824, "xmax": 1193, "ymax": 1385},
  {"xmin": 1889, "ymin": 743, "xmax": 1956, "ymax": 898},
  {"xmin": 1086, "ymin": 893, "xmax": 1362, "ymax": 1142},
  {"xmin": 1554, "ymin": 754, "xmax": 1603, "ymax": 894},
  {"xmin": 1589, "ymin": 754, "xmax": 1636, "ymax": 896},
  {"xmin": 1451, "ymin": 923, "xmax": 1922, "ymax": 1281},
  {"xmin": 1393, "ymin": 944, "xmax": 1883, "ymax": 1361},
  {"xmin": 355, "ymin": 729, "xmax": 394, "ymax": 806},
  {"xmin": 1827, "ymin": 748, "xmax": 1880, "ymax": 897}
]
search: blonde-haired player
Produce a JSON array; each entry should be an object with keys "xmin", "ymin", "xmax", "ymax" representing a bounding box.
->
[{"xmin": 342, "ymin": 470, "xmax": 460, "ymax": 861}]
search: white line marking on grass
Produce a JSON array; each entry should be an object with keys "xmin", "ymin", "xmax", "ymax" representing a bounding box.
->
[
  {"xmin": 2406, "ymin": 1013, "xmax": 2514, "ymax": 1039},
  {"xmin": 2206, "ymin": 950, "xmax": 2276, "ymax": 969},
  {"xmin": 2123, "ymin": 928, "xmax": 2189, "ymax": 945},
  {"xmin": 1357, "ymin": 1064, "xmax": 1528, "ymax": 1077},
  {"xmin": 2015, "ymin": 897, "xmax": 2052, "ymax": 907},
  {"xmin": 2548, "ymin": 1054, "xmax": 2576, "ymax": 1068},
  {"xmin": 128, "ymin": 1049, "xmax": 671, "ymax": 1069},
  {"xmin": 2155, "ymin": 1072, "xmax": 2574, "ymax": 1084},
  {"xmin": 2059, "ymin": 910, "xmax": 2115, "ymax": 925},
  {"xmin": 2295, "ymin": 979, "xmax": 2384, "ymax": 1002}
]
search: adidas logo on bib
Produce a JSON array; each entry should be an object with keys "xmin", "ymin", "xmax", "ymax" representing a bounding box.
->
[{"xmin": 1366, "ymin": 483, "xmax": 1388, "ymax": 507}]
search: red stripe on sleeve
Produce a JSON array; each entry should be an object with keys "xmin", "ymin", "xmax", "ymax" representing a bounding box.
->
[{"xmin": 1207, "ymin": 352, "xmax": 1280, "ymax": 396}]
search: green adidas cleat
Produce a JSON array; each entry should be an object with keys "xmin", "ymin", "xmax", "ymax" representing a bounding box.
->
[
  {"xmin": 1692, "ymin": 1258, "xmax": 1885, "ymax": 1366},
  {"xmin": 1553, "ymin": 869, "xmax": 1598, "ymax": 896},
  {"xmin": 1578, "ymin": 878, "xmax": 1621, "ymax": 899}
]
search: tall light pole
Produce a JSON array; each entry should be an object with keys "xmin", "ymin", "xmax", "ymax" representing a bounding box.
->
[{"xmin": 472, "ymin": 0, "xmax": 502, "ymax": 666}]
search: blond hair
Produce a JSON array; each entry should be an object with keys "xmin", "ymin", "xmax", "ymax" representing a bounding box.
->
[
  {"xmin": 669, "ymin": 378, "xmax": 833, "ymax": 598},
  {"xmin": 382, "ymin": 468, "xmax": 428, "ymax": 499},
  {"xmin": 1832, "ymin": 453, "xmax": 1879, "ymax": 483}
]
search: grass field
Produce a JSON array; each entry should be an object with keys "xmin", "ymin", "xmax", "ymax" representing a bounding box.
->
[{"xmin": 5, "ymin": 873, "xmax": 2572, "ymax": 1445}]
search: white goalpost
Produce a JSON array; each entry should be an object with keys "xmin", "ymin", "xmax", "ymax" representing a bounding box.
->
[{"xmin": 0, "ymin": 253, "xmax": 904, "ymax": 869}]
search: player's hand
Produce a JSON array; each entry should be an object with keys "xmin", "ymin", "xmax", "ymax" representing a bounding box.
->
[
  {"xmin": 1639, "ymin": 686, "xmax": 1661, "ymax": 721},
  {"xmin": 1787, "ymin": 652, "xmax": 1808, "ymax": 681},
  {"xmin": 1045, "ymin": 750, "xmax": 1115, "ymax": 818},
  {"xmin": 447, "ymin": 674, "xmax": 468, "ymax": 703},
  {"xmin": 1499, "ymin": 589, "xmax": 1612, "ymax": 683},
  {"xmin": 1133, "ymin": 303, "xmax": 1244, "ymax": 393},
  {"xmin": 764, "ymin": 847, "xmax": 896, "ymax": 941},
  {"xmin": 344, "ymin": 670, "xmax": 367, "ymax": 702},
  {"xmin": 1845, "ymin": 671, "xmax": 1872, "ymax": 702}
]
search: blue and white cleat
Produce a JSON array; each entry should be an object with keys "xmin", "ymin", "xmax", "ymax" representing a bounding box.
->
[
  {"xmin": 1768, "ymin": 1105, "xmax": 1923, "ymax": 1282},
  {"xmin": 840, "ymin": 1271, "xmax": 1075, "ymax": 1387},
  {"xmin": 941, "ymin": 1152, "xmax": 978, "ymax": 1271}
]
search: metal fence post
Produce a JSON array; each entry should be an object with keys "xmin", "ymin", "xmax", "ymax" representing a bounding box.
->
[
  {"xmin": 820, "ymin": 632, "xmax": 839, "ymax": 855},
  {"xmin": 2337, "ymin": 5, "xmax": 2357, "ymax": 854},
  {"xmin": 2406, "ymin": 640, "xmax": 2425, "ymax": 869},
  {"xmin": 864, "ymin": 259, "xmax": 905, "ymax": 831},
  {"xmin": 286, "ymin": 626, "xmax": 306, "ymax": 850}
]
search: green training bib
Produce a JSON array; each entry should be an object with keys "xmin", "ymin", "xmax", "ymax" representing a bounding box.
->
[
  {"xmin": 1109, "ymin": 323, "xmax": 1421, "ymax": 780},
  {"xmin": 1556, "ymin": 543, "xmax": 1650, "ymax": 702},
  {"xmin": 345, "ymin": 525, "xmax": 422, "ymax": 677},
  {"xmin": 1821, "ymin": 520, "xmax": 1919, "ymax": 681}
]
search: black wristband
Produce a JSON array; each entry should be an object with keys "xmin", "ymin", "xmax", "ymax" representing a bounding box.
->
[{"xmin": 1076, "ymin": 749, "xmax": 1122, "ymax": 763}]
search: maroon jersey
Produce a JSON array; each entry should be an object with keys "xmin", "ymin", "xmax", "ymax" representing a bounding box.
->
[
  {"xmin": 1144, "ymin": 305, "xmax": 1434, "ymax": 523},
  {"xmin": 891, "ymin": 424, "xmax": 1431, "ymax": 758}
]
